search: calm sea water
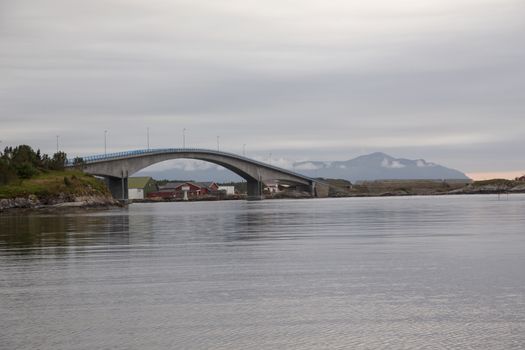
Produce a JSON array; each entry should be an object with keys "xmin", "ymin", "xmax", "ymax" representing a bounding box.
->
[{"xmin": 1, "ymin": 195, "xmax": 525, "ymax": 349}]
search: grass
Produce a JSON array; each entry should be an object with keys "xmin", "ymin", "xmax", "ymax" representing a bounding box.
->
[
  {"xmin": 0, "ymin": 170, "xmax": 109, "ymax": 199},
  {"xmin": 470, "ymin": 179, "xmax": 520, "ymax": 187},
  {"xmin": 322, "ymin": 179, "xmax": 471, "ymax": 197}
]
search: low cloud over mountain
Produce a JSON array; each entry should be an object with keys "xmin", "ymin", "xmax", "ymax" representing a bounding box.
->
[{"xmin": 293, "ymin": 152, "xmax": 469, "ymax": 181}]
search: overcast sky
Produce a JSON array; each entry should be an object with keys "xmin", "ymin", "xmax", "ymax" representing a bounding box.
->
[{"xmin": 1, "ymin": 0, "xmax": 524, "ymax": 176}]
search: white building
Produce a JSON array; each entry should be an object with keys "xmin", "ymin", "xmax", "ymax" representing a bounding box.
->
[
  {"xmin": 265, "ymin": 183, "xmax": 280, "ymax": 193},
  {"xmin": 128, "ymin": 177, "xmax": 156, "ymax": 200},
  {"xmin": 217, "ymin": 185, "xmax": 235, "ymax": 195}
]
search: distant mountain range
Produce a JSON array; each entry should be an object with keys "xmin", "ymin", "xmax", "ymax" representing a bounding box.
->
[
  {"xmin": 136, "ymin": 152, "xmax": 469, "ymax": 182},
  {"xmin": 293, "ymin": 152, "xmax": 469, "ymax": 181}
]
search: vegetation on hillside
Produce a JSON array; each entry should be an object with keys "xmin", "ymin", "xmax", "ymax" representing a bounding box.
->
[
  {"xmin": 0, "ymin": 145, "xmax": 68, "ymax": 185},
  {"xmin": 0, "ymin": 170, "xmax": 110, "ymax": 199},
  {"xmin": 0, "ymin": 145, "xmax": 108, "ymax": 200},
  {"xmin": 155, "ymin": 179, "xmax": 195, "ymax": 186},
  {"xmin": 469, "ymin": 179, "xmax": 521, "ymax": 188},
  {"xmin": 319, "ymin": 178, "xmax": 471, "ymax": 197}
]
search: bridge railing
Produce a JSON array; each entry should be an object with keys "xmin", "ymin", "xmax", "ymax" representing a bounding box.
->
[
  {"xmin": 66, "ymin": 148, "xmax": 191, "ymax": 165},
  {"xmin": 67, "ymin": 148, "xmax": 319, "ymax": 182}
]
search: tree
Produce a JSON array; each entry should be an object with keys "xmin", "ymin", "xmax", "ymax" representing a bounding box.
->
[
  {"xmin": 11, "ymin": 145, "xmax": 38, "ymax": 165},
  {"xmin": 14, "ymin": 163, "xmax": 39, "ymax": 179},
  {"xmin": 0, "ymin": 159, "xmax": 17, "ymax": 185},
  {"xmin": 49, "ymin": 152, "xmax": 67, "ymax": 170},
  {"xmin": 73, "ymin": 157, "xmax": 85, "ymax": 169},
  {"xmin": 0, "ymin": 145, "xmax": 69, "ymax": 185}
]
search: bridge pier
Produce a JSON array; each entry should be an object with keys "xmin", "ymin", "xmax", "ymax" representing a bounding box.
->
[
  {"xmin": 246, "ymin": 179, "xmax": 264, "ymax": 201},
  {"xmin": 313, "ymin": 182, "xmax": 329, "ymax": 198},
  {"xmin": 104, "ymin": 175, "xmax": 128, "ymax": 201}
]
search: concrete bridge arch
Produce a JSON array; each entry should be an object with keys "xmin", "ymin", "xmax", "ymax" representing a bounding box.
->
[{"xmin": 69, "ymin": 148, "xmax": 328, "ymax": 200}]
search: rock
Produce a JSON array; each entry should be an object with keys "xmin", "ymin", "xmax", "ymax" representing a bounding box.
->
[
  {"xmin": 53, "ymin": 201, "xmax": 88, "ymax": 207},
  {"xmin": 28, "ymin": 194, "xmax": 41, "ymax": 206},
  {"xmin": 0, "ymin": 198, "xmax": 14, "ymax": 211},
  {"xmin": 510, "ymin": 184, "xmax": 525, "ymax": 192},
  {"xmin": 14, "ymin": 197, "xmax": 30, "ymax": 208},
  {"xmin": 0, "ymin": 194, "xmax": 119, "ymax": 212}
]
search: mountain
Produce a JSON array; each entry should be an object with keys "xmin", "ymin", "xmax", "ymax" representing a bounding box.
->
[
  {"xmin": 136, "ymin": 152, "xmax": 469, "ymax": 182},
  {"xmin": 293, "ymin": 152, "xmax": 469, "ymax": 181},
  {"xmin": 137, "ymin": 166, "xmax": 244, "ymax": 183}
]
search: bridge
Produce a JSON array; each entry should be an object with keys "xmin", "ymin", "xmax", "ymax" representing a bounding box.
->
[{"xmin": 67, "ymin": 148, "xmax": 329, "ymax": 200}]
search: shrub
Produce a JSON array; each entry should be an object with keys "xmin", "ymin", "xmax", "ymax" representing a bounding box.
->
[
  {"xmin": 11, "ymin": 145, "xmax": 39, "ymax": 165},
  {"xmin": 0, "ymin": 144, "xmax": 69, "ymax": 185},
  {"xmin": 49, "ymin": 152, "xmax": 67, "ymax": 170},
  {"xmin": 15, "ymin": 163, "xmax": 39, "ymax": 179},
  {"xmin": 73, "ymin": 157, "xmax": 85, "ymax": 169},
  {"xmin": 0, "ymin": 159, "xmax": 18, "ymax": 185}
]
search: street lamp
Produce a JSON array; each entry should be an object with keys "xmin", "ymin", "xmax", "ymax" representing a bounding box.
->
[
  {"xmin": 217, "ymin": 136, "xmax": 220, "ymax": 151},
  {"xmin": 104, "ymin": 130, "xmax": 107, "ymax": 156},
  {"xmin": 56, "ymin": 135, "xmax": 59, "ymax": 153},
  {"xmin": 183, "ymin": 128, "xmax": 186, "ymax": 148},
  {"xmin": 147, "ymin": 127, "xmax": 150, "ymax": 151}
]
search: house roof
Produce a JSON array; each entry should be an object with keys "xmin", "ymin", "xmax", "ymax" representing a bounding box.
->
[
  {"xmin": 159, "ymin": 182, "xmax": 186, "ymax": 190},
  {"xmin": 195, "ymin": 182, "xmax": 217, "ymax": 189},
  {"xmin": 128, "ymin": 176, "xmax": 153, "ymax": 189}
]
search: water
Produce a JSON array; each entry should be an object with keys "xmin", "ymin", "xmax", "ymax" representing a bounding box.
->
[{"xmin": 1, "ymin": 195, "xmax": 524, "ymax": 349}]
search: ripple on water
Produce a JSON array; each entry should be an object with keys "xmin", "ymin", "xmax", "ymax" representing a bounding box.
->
[{"xmin": 1, "ymin": 195, "xmax": 525, "ymax": 349}]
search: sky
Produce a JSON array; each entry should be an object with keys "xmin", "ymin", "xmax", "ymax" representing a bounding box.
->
[{"xmin": 1, "ymin": 0, "xmax": 524, "ymax": 179}]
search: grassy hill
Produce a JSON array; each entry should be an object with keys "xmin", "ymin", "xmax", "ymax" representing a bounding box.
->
[{"xmin": 0, "ymin": 170, "xmax": 110, "ymax": 200}]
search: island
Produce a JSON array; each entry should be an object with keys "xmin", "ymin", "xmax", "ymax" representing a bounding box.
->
[{"xmin": 0, "ymin": 145, "xmax": 117, "ymax": 211}]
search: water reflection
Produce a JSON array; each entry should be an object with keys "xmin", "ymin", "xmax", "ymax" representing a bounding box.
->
[
  {"xmin": 0, "ymin": 211, "xmax": 132, "ymax": 253},
  {"xmin": 1, "ymin": 196, "xmax": 525, "ymax": 349}
]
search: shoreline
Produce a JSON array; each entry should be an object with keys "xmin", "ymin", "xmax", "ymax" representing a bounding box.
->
[
  {"xmin": 2, "ymin": 184, "xmax": 524, "ymax": 214},
  {"xmin": 0, "ymin": 194, "xmax": 121, "ymax": 213}
]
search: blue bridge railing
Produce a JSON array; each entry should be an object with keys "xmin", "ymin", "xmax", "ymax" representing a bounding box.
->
[{"xmin": 67, "ymin": 148, "xmax": 175, "ymax": 165}]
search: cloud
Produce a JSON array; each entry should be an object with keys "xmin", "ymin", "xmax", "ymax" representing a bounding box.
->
[
  {"xmin": 381, "ymin": 158, "xmax": 406, "ymax": 169},
  {"xmin": 0, "ymin": 0, "xmax": 524, "ymax": 173},
  {"xmin": 295, "ymin": 162, "xmax": 323, "ymax": 171},
  {"xmin": 416, "ymin": 159, "xmax": 436, "ymax": 168}
]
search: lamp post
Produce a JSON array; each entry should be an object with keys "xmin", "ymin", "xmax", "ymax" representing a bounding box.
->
[
  {"xmin": 217, "ymin": 136, "xmax": 220, "ymax": 151},
  {"xmin": 56, "ymin": 135, "xmax": 59, "ymax": 153},
  {"xmin": 104, "ymin": 130, "xmax": 107, "ymax": 156},
  {"xmin": 147, "ymin": 127, "xmax": 150, "ymax": 151},
  {"xmin": 183, "ymin": 128, "xmax": 186, "ymax": 148}
]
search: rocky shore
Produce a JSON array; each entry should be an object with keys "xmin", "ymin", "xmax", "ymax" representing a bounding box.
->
[
  {"xmin": 0, "ymin": 194, "xmax": 120, "ymax": 212},
  {"xmin": 0, "ymin": 169, "xmax": 122, "ymax": 212},
  {"xmin": 449, "ymin": 182, "xmax": 525, "ymax": 195},
  {"xmin": 323, "ymin": 178, "xmax": 525, "ymax": 197}
]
